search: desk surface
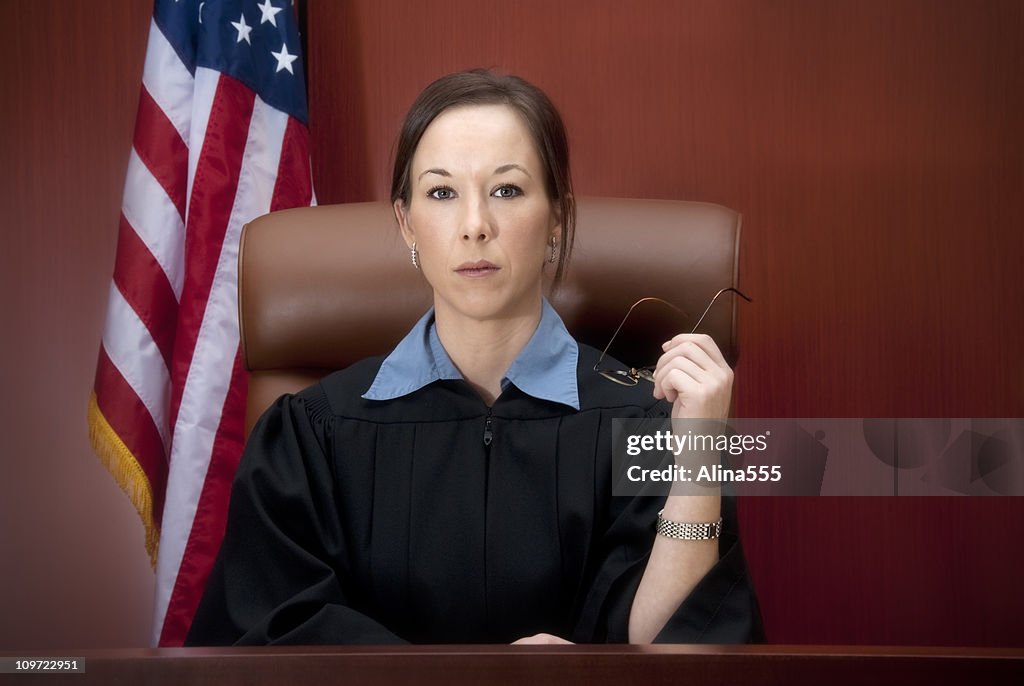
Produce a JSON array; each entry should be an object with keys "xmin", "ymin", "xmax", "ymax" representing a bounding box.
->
[{"xmin": 4, "ymin": 644, "xmax": 1023, "ymax": 685}]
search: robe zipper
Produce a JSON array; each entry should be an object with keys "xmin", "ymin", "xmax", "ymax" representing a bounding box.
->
[{"xmin": 482, "ymin": 408, "xmax": 493, "ymax": 446}]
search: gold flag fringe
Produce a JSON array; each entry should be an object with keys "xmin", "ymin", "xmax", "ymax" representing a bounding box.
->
[{"xmin": 87, "ymin": 392, "xmax": 160, "ymax": 569}]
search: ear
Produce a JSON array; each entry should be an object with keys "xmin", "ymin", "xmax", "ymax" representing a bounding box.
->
[
  {"xmin": 549, "ymin": 200, "xmax": 563, "ymax": 244},
  {"xmin": 394, "ymin": 198, "xmax": 415, "ymax": 248}
]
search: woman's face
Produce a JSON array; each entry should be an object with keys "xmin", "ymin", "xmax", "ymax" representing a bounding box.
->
[{"xmin": 394, "ymin": 104, "xmax": 560, "ymax": 324}]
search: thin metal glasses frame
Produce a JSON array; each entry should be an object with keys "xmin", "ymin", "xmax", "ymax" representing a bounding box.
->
[{"xmin": 593, "ymin": 287, "xmax": 753, "ymax": 386}]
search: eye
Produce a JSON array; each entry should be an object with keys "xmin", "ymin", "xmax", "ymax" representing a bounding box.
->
[
  {"xmin": 427, "ymin": 185, "xmax": 456, "ymax": 200},
  {"xmin": 492, "ymin": 184, "xmax": 522, "ymax": 199}
]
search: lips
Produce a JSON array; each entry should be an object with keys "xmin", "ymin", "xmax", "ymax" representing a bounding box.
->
[{"xmin": 455, "ymin": 260, "xmax": 500, "ymax": 277}]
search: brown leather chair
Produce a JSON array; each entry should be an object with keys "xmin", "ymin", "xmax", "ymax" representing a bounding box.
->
[{"xmin": 238, "ymin": 197, "xmax": 744, "ymax": 436}]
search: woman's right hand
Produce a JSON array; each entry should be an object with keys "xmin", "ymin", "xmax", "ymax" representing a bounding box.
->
[
  {"xmin": 652, "ymin": 333, "xmax": 734, "ymax": 420},
  {"xmin": 511, "ymin": 633, "xmax": 574, "ymax": 644}
]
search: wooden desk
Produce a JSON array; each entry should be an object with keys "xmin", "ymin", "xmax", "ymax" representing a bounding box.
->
[{"xmin": 4, "ymin": 645, "xmax": 1022, "ymax": 685}]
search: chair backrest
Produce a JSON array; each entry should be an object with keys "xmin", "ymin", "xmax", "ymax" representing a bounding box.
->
[{"xmin": 239, "ymin": 197, "xmax": 743, "ymax": 435}]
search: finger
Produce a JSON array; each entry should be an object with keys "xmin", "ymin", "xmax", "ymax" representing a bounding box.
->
[
  {"xmin": 657, "ymin": 336, "xmax": 720, "ymax": 375},
  {"xmin": 662, "ymin": 367, "xmax": 732, "ymax": 418},
  {"xmin": 652, "ymin": 382, "xmax": 665, "ymax": 401},
  {"xmin": 654, "ymin": 344, "xmax": 723, "ymax": 393},
  {"xmin": 656, "ymin": 338, "xmax": 717, "ymax": 376},
  {"xmin": 655, "ymin": 339, "xmax": 732, "ymax": 407},
  {"xmin": 652, "ymin": 356, "xmax": 705, "ymax": 401},
  {"xmin": 653, "ymin": 349, "xmax": 734, "ymax": 417},
  {"xmin": 536, "ymin": 633, "xmax": 573, "ymax": 644},
  {"xmin": 661, "ymin": 333, "xmax": 728, "ymax": 368}
]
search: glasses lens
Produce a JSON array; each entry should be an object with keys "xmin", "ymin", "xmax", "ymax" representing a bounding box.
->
[
  {"xmin": 636, "ymin": 368, "xmax": 656, "ymax": 383},
  {"xmin": 599, "ymin": 369, "xmax": 639, "ymax": 386}
]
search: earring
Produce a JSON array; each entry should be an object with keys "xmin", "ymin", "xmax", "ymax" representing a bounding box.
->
[
  {"xmin": 548, "ymin": 240, "xmax": 557, "ymax": 264},
  {"xmin": 410, "ymin": 242, "xmax": 419, "ymax": 270}
]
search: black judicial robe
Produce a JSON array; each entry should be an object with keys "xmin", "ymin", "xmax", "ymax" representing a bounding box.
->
[{"xmin": 186, "ymin": 345, "xmax": 763, "ymax": 645}]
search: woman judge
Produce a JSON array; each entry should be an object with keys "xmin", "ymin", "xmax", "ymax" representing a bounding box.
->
[{"xmin": 186, "ymin": 69, "xmax": 762, "ymax": 645}]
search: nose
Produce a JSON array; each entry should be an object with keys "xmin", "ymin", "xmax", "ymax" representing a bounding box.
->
[{"xmin": 460, "ymin": 194, "xmax": 495, "ymax": 242}]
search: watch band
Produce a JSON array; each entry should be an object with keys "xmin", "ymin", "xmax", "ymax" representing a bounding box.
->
[{"xmin": 656, "ymin": 510, "xmax": 722, "ymax": 540}]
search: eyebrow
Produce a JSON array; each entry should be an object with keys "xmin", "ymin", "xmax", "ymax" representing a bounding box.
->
[
  {"xmin": 494, "ymin": 163, "xmax": 532, "ymax": 178},
  {"xmin": 417, "ymin": 168, "xmax": 451, "ymax": 181},
  {"xmin": 415, "ymin": 164, "xmax": 532, "ymax": 182}
]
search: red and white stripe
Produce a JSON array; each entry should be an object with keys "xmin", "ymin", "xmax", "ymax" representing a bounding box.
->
[{"xmin": 90, "ymin": 15, "xmax": 313, "ymax": 648}]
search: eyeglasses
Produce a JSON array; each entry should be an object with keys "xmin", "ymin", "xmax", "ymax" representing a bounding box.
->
[{"xmin": 593, "ymin": 287, "xmax": 753, "ymax": 386}]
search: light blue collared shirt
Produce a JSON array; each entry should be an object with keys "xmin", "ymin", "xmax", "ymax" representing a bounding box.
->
[{"xmin": 362, "ymin": 298, "xmax": 580, "ymax": 410}]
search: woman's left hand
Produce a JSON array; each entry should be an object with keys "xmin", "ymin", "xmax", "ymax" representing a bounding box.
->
[{"xmin": 651, "ymin": 334, "xmax": 734, "ymax": 420}]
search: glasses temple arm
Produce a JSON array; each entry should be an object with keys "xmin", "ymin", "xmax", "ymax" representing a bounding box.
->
[
  {"xmin": 594, "ymin": 297, "xmax": 683, "ymax": 368},
  {"xmin": 689, "ymin": 287, "xmax": 753, "ymax": 334}
]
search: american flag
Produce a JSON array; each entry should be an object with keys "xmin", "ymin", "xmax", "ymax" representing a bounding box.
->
[{"xmin": 87, "ymin": 0, "xmax": 314, "ymax": 646}]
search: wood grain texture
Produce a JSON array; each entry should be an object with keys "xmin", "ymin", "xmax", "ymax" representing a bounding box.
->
[
  {"xmin": 306, "ymin": 0, "xmax": 1024, "ymax": 646},
  {"xmin": 40, "ymin": 645, "xmax": 1024, "ymax": 686}
]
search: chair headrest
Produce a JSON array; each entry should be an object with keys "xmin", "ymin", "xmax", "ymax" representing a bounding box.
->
[{"xmin": 239, "ymin": 196, "xmax": 743, "ymax": 373}]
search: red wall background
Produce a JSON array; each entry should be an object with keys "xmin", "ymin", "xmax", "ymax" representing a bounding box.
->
[
  {"xmin": 304, "ymin": 0, "xmax": 1024, "ymax": 646},
  {"xmin": 0, "ymin": 0, "xmax": 1021, "ymax": 648},
  {"xmin": 0, "ymin": 1, "xmax": 156, "ymax": 649}
]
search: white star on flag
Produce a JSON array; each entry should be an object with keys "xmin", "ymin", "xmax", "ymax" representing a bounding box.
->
[
  {"xmin": 231, "ymin": 13, "xmax": 252, "ymax": 44},
  {"xmin": 258, "ymin": 0, "xmax": 283, "ymax": 27},
  {"xmin": 271, "ymin": 42, "xmax": 298, "ymax": 74}
]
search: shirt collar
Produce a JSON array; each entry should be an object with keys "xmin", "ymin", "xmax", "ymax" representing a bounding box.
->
[{"xmin": 362, "ymin": 298, "xmax": 580, "ymax": 410}]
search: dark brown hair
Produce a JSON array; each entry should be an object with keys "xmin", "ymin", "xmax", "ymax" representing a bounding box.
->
[{"xmin": 391, "ymin": 69, "xmax": 576, "ymax": 285}]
